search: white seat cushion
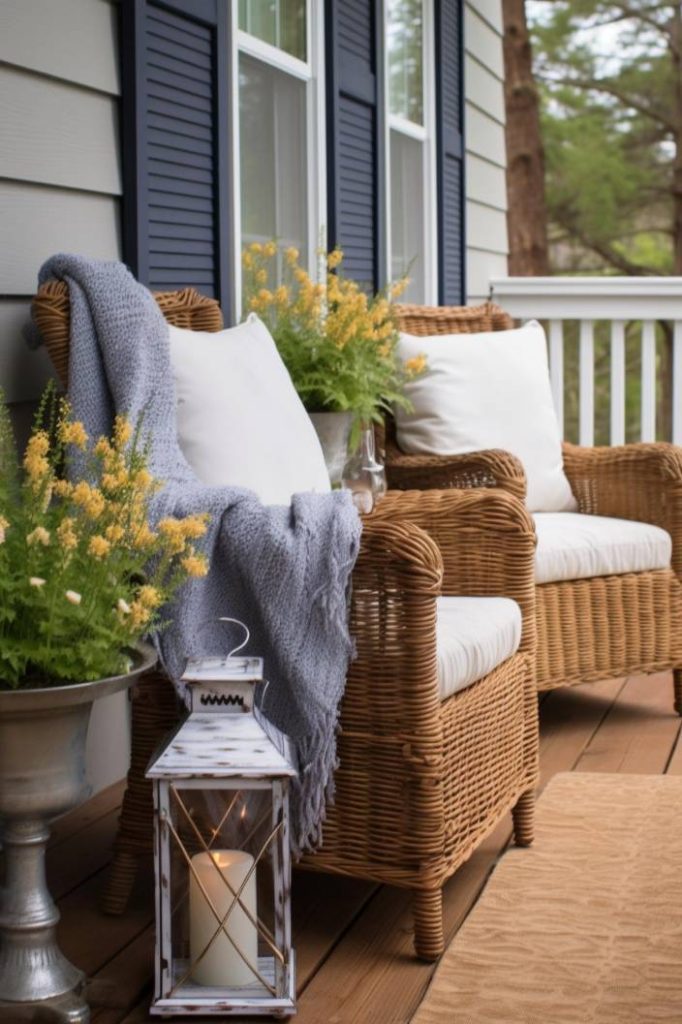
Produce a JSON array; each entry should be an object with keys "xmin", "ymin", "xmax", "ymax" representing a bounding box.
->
[
  {"xmin": 169, "ymin": 313, "xmax": 331, "ymax": 506},
  {"xmin": 437, "ymin": 596, "xmax": 522, "ymax": 701},
  {"xmin": 396, "ymin": 320, "xmax": 577, "ymax": 513},
  {"xmin": 534, "ymin": 513, "xmax": 672, "ymax": 585}
]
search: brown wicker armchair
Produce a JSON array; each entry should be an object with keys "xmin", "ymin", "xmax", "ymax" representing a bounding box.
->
[
  {"xmin": 31, "ymin": 283, "xmax": 538, "ymax": 960},
  {"xmin": 387, "ymin": 301, "xmax": 682, "ymax": 706}
]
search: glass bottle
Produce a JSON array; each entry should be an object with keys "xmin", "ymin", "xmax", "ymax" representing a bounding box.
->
[{"xmin": 341, "ymin": 424, "xmax": 387, "ymax": 514}]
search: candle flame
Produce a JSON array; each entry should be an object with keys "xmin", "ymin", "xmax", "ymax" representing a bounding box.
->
[{"xmin": 240, "ymin": 804, "xmax": 247, "ymax": 821}]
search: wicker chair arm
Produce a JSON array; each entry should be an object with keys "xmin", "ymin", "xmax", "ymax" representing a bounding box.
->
[
  {"xmin": 348, "ymin": 518, "xmax": 443, "ymax": 736},
  {"xmin": 370, "ymin": 488, "xmax": 536, "ymax": 654},
  {"xmin": 562, "ymin": 442, "xmax": 682, "ymax": 574},
  {"xmin": 384, "ymin": 445, "xmax": 527, "ymax": 501}
]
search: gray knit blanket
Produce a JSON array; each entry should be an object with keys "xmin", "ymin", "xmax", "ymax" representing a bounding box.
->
[{"xmin": 33, "ymin": 255, "xmax": 362, "ymax": 852}]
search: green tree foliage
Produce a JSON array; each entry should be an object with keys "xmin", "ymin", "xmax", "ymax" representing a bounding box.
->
[{"xmin": 529, "ymin": 0, "xmax": 678, "ymax": 275}]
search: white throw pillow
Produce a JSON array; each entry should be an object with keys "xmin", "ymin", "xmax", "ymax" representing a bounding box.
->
[
  {"xmin": 396, "ymin": 320, "xmax": 577, "ymax": 513},
  {"xmin": 168, "ymin": 313, "xmax": 331, "ymax": 505}
]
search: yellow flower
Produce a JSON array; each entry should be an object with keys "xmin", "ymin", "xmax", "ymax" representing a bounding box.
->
[
  {"xmin": 255, "ymin": 269, "xmax": 268, "ymax": 286},
  {"xmin": 88, "ymin": 535, "xmax": 111, "ymax": 559},
  {"xmin": 275, "ymin": 285, "xmax": 290, "ymax": 306},
  {"xmin": 53, "ymin": 479, "xmax": 73, "ymax": 499},
  {"xmin": 105, "ymin": 523, "xmax": 125, "ymax": 544},
  {"xmin": 23, "ymin": 431, "xmax": 51, "ymax": 486},
  {"xmin": 182, "ymin": 553, "xmax": 209, "ymax": 578},
  {"xmin": 264, "ymin": 240, "xmax": 277, "ymax": 257},
  {"xmin": 257, "ymin": 288, "xmax": 273, "ymax": 305},
  {"xmin": 249, "ymin": 241, "xmax": 263, "ymax": 254},
  {"xmin": 113, "ymin": 416, "xmax": 133, "ymax": 450},
  {"xmin": 57, "ymin": 518, "xmax": 78, "ymax": 551},
  {"xmin": 242, "ymin": 250, "xmax": 254, "ymax": 269},
  {"xmin": 132, "ymin": 522, "xmax": 157, "ymax": 550},
  {"xmin": 94, "ymin": 437, "xmax": 113, "ymax": 459},
  {"xmin": 137, "ymin": 584, "xmax": 162, "ymax": 609},
  {"xmin": 65, "ymin": 590, "xmax": 82, "ymax": 606},
  {"xmin": 59, "ymin": 420, "xmax": 88, "ymax": 449},
  {"xmin": 178, "ymin": 513, "xmax": 209, "ymax": 540},
  {"xmin": 129, "ymin": 600, "xmax": 151, "ymax": 630},
  {"xmin": 405, "ymin": 355, "xmax": 427, "ymax": 376},
  {"xmin": 27, "ymin": 526, "xmax": 50, "ymax": 547},
  {"xmin": 29, "ymin": 576, "xmax": 46, "ymax": 588},
  {"xmin": 72, "ymin": 482, "xmax": 106, "ymax": 519},
  {"xmin": 390, "ymin": 277, "xmax": 409, "ymax": 299},
  {"xmin": 327, "ymin": 248, "xmax": 344, "ymax": 270},
  {"xmin": 285, "ymin": 246, "xmax": 299, "ymax": 265}
]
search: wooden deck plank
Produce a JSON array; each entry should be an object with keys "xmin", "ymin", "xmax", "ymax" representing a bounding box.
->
[
  {"xmin": 49, "ymin": 780, "xmax": 125, "ymax": 848},
  {"xmin": 574, "ymin": 672, "xmax": 680, "ymax": 775},
  {"xmin": 294, "ymin": 677, "xmax": 627, "ymax": 1024},
  {"xmin": 46, "ymin": 672, "xmax": 682, "ymax": 1024},
  {"xmin": 48, "ymin": 808, "xmax": 120, "ymax": 901}
]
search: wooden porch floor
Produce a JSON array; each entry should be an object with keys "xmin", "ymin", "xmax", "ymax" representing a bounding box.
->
[{"xmin": 45, "ymin": 672, "xmax": 682, "ymax": 1023}]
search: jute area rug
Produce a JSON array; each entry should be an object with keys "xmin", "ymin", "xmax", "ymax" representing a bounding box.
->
[{"xmin": 414, "ymin": 773, "xmax": 682, "ymax": 1024}]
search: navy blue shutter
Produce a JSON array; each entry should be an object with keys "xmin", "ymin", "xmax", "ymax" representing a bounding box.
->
[
  {"xmin": 120, "ymin": 0, "xmax": 232, "ymax": 317},
  {"xmin": 325, "ymin": 0, "xmax": 386, "ymax": 291},
  {"xmin": 435, "ymin": 0, "xmax": 465, "ymax": 303}
]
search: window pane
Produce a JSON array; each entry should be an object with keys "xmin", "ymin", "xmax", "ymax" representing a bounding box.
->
[
  {"xmin": 390, "ymin": 130, "xmax": 425, "ymax": 302},
  {"xmin": 387, "ymin": 0, "xmax": 423, "ymax": 124},
  {"xmin": 239, "ymin": 53, "xmax": 308, "ymax": 271},
  {"xmin": 239, "ymin": 0, "xmax": 306, "ymax": 61}
]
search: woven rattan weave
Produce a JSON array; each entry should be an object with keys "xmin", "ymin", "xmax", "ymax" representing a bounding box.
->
[
  {"xmin": 391, "ymin": 302, "xmax": 682, "ymax": 704},
  {"xmin": 31, "ymin": 282, "xmax": 538, "ymax": 960}
]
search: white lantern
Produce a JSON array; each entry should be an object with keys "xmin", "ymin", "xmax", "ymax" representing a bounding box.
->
[{"xmin": 147, "ymin": 647, "xmax": 297, "ymax": 1017}]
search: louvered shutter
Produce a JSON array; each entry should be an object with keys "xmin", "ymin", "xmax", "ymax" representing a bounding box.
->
[
  {"xmin": 435, "ymin": 0, "xmax": 466, "ymax": 303},
  {"xmin": 325, "ymin": 0, "xmax": 386, "ymax": 291},
  {"xmin": 119, "ymin": 0, "xmax": 232, "ymax": 317}
]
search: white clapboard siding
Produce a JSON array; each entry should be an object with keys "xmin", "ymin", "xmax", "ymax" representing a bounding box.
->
[
  {"xmin": 464, "ymin": 4, "xmax": 504, "ymax": 77},
  {"xmin": 464, "ymin": 0, "xmax": 508, "ymax": 303},
  {"xmin": 0, "ymin": 303, "xmax": 55, "ymax": 404},
  {"xmin": 0, "ymin": 183, "xmax": 121, "ymax": 294},
  {"xmin": 0, "ymin": 65, "xmax": 121, "ymax": 195},
  {"xmin": 0, "ymin": 0, "xmax": 119, "ymax": 95},
  {"xmin": 465, "ymin": 54, "xmax": 505, "ymax": 124}
]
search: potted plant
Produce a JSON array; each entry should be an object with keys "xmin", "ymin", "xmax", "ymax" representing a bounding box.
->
[
  {"xmin": 241, "ymin": 242, "xmax": 426, "ymax": 484},
  {"xmin": 0, "ymin": 388, "xmax": 209, "ymax": 1019}
]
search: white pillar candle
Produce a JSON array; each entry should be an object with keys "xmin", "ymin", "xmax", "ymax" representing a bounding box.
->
[{"xmin": 189, "ymin": 850, "xmax": 258, "ymax": 987}]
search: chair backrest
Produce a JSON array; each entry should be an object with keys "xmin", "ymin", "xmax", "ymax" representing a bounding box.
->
[
  {"xmin": 32, "ymin": 280, "xmax": 224, "ymax": 387},
  {"xmin": 380, "ymin": 301, "xmax": 515, "ymax": 460}
]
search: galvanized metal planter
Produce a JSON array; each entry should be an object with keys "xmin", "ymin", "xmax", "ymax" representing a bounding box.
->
[
  {"xmin": 0, "ymin": 643, "xmax": 157, "ymax": 1024},
  {"xmin": 147, "ymin": 652, "xmax": 297, "ymax": 1018}
]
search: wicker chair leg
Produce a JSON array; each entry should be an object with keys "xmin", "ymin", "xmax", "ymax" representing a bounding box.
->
[
  {"xmin": 512, "ymin": 789, "xmax": 535, "ymax": 847},
  {"xmin": 674, "ymin": 669, "xmax": 682, "ymax": 716},
  {"xmin": 101, "ymin": 850, "xmax": 140, "ymax": 916},
  {"xmin": 413, "ymin": 887, "xmax": 444, "ymax": 961}
]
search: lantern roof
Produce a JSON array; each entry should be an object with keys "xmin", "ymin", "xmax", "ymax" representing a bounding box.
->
[{"xmin": 146, "ymin": 711, "xmax": 297, "ymax": 780}]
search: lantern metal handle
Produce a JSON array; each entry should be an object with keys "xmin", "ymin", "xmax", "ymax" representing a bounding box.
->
[{"xmin": 196, "ymin": 617, "xmax": 251, "ymax": 657}]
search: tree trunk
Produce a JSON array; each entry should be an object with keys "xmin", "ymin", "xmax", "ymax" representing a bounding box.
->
[{"xmin": 502, "ymin": 0, "xmax": 550, "ymax": 275}]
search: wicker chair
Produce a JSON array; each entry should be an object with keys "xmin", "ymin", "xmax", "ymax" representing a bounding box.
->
[
  {"xmin": 32, "ymin": 282, "xmax": 538, "ymax": 960},
  {"xmin": 386, "ymin": 301, "xmax": 682, "ymax": 704}
]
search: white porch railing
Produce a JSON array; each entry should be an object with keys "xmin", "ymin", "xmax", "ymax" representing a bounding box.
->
[{"xmin": 489, "ymin": 277, "xmax": 682, "ymax": 446}]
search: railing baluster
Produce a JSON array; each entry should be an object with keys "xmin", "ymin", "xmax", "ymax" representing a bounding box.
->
[
  {"xmin": 548, "ymin": 319, "xmax": 564, "ymax": 436},
  {"xmin": 673, "ymin": 321, "xmax": 682, "ymax": 445},
  {"xmin": 641, "ymin": 320, "xmax": 656, "ymax": 442},
  {"xmin": 579, "ymin": 320, "xmax": 594, "ymax": 446},
  {"xmin": 610, "ymin": 320, "xmax": 626, "ymax": 446}
]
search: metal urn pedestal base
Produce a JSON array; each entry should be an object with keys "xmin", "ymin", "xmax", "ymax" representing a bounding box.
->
[{"xmin": 0, "ymin": 645, "xmax": 156, "ymax": 1022}]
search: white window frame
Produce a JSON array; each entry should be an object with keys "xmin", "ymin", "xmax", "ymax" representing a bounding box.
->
[
  {"xmin": 231, "ymin": 0, "xmax": 326, "ymax": 318},
  {"xmin": 384, "ymin": 0, "xmax": 438, "ymax": 304}
]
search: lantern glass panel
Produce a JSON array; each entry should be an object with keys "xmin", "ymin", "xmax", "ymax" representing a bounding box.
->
[{"xmin": 161, "ymin": 783, "xmax": 287, "ymax": 1000}]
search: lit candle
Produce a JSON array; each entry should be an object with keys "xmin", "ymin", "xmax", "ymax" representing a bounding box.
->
[{"xmin": 189, "ymin": 850, "xmax": 258, "ymax": 987}]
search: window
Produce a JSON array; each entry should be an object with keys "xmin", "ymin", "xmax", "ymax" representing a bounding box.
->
[
  {"xmin": 234, "ymin": 1, "xmax": 324, "ymax": 301},
  {"xmin": 386, "ymin": 0, "xmax": 437, "ymax": 303}
]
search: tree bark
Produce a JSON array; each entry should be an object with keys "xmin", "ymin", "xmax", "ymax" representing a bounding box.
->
[{"xmin": 502, "ymin": 0, "xmax": 550, "ymax": 275}]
